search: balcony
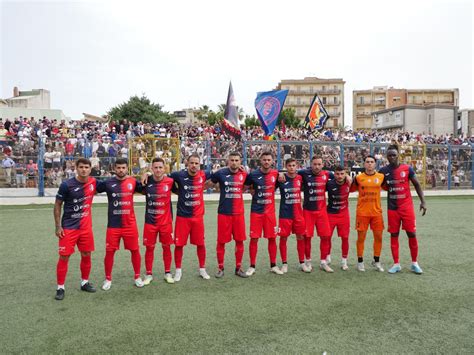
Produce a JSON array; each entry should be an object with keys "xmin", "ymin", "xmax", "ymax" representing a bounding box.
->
[{"xmin": 289, "ymin": 89, "xmax": 341, "ymax": 95}]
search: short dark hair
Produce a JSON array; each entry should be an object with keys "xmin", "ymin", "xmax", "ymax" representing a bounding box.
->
[
  {"xmin": 334, "ymin": 165, "xmax": 345, "ymax": 172},
  {"xmin": 387, "ymin": 144, "xmax": 399, "ymax": 152},
  {"xmin": 364, "ymin": 155, "xmax": 376, "ymax": 162},
  {"xmin": 228, "ymin": 152, "xmax": 242, "ymax": 159},
  {"xmin": 115, "ymin": 158, "xmax": 128, "ymax": 166},
  {"xmin": 75, "ymin": 158, "xmax": 91, "ymax": 167},
  {"xmin": 187, "ymin": 153, "xmax": 200, "ymax": 162},
  {"xmin": 285, "ymin": 158, "xmax": 297, "ymax": 166},
  {"xmin": 259, "ymin": 151, "xmax": 273, "ymax": 159},
  {"xmin": 152, "ymin": 158, "xmax": 165, "ymax": 165},
  {"xmin": 311, "ymin": 155, "xmax": 323, "ymax": 161}
]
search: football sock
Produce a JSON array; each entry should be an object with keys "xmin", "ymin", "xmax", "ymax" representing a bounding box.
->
[
  {"xmin": 304, "ymin": 237, "xmax": 312, "ymax": 260},
  {"xmin": 162, "ymin": 244, "xmax": 172, "ymax": 274},
  {"xmin": 297, "ymin": 238, "xmax": 305, "ymax": 263},
  {"xmin": 235, "ymin": 240, "xmax": 244, "ymax": 270},
  {"xmin": 216, "ymin": 242, "xmax": 226, "ymax": 270},
  {"xmin": 145, "ymin": 246, "xmax": 155, "ymax": 275},
  {"xmin": 390, "ymin": 235, "xmax": 400, "ymax": 264},
  {"xmin": 373, "ymin": 230, "xmax": 383, "ymax": 259},
  {"xmin": 197, "ymin": 245, "xmax": 206, "ymax": 268},
  {"xmin": 249, "ymin": 238, "xmax": 259, "ymax": 267},
  {"xmin": 174, "ymin": 246, "xmax": 183, "ymax": 269},
  {"xmin": 320, "ymin": 236, "xmax": 330, "ymax": 261},
  {"xmin": 327, "ymin": 236, "xmax": 332, "ymax": 256},
  {"xmin": 268, "ymin": 238, "xmax": 277, "ymax": 265},
  {"xmin": 130, "ymin": 249, "xmax": 141, "ymax": 279},
  {"xmin": 104, "ymin": 250, "xmax": 116, "ymax": 281},
  {"xmin": 408, "ymin": 236, "xmax": 419, "ymax": 262},
  {"xmin": 341, "ymin": 237, "xmax": 349, "ymax": 259},
  {"xmin": 56, "ymin": 257, "xmax": 69, "ymax": 286},
  {"xmin": 374, "ymin": 256, "xmax": 380, "ymax": 263},
  {"xmin": 356, "ymin": 231, "xmax": 367, "ymax": 258},
  {"xmin": 80, "ymin": 254, "xmax": 91, "ymax": 281},
  {"xmin": 279, "ymin": 237, "xmax": 288, "ymax": 264}
]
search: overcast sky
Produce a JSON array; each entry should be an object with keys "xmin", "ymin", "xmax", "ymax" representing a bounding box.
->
[{"xmin": 1, "ymin": 0, "xmax": 472, "ymax": 126}]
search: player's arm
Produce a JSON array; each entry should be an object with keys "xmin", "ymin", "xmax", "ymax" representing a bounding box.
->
[
  {"xmin": 54, "ymin": 199, "xmax": 65, "ymax": 239},
  {"xmin": 349, "ymin": 176, "xmax": 359, "ymax": 192},
  {"xmin": 134, "ymin": 179, "xmax": 143, "ymax": 194},
  {"xmin": 410, "ymin": 174, "xmax": 427, "ymax": 216}
]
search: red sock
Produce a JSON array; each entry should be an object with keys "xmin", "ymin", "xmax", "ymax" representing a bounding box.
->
[
  {"xmin": 145, "ymin": 246, "xmax": 155, "ymax": 275},
  {"xmin": 216, "ymin": 242, "xmax": 226, "ymax": 270},
  {"xmin": 328, "ymin": 236, "xmax": 332, "ymax": 256},
  {"xmin": 249, "ymin": 238, "xmax": 259, "ymax": 267},
  {"xmin": 297, "ymin": 238, "xmax": 305, "ymax": 263},
  {"xmin": 408, "ymin": 237, "xmax": 418, "ymax": 262},
  {"xmin": 174, "ymin": 246, "xmax": 183, "ymax": 269},
  {"xmin": 197, "ymin": 245, "xmax": 206, "ymax": 268},
  {"xmin": 104, "ymin": 250, "xmax": 115, "ymax": 281},
  {"xmin": 162, "ymin": 245, "xmax": 172, "ymax": 273},
  {"xmin": 305, "ymin": 237, "xmax": 312, "ymax": 260},
  {"xmin": 130, "ymin": 249, "xmax": 141, "ymax": 279},
  {"xmin": 235, "ymin": 240, "xmax": 244, "ymax": 270},
  {"xmin": 391, "ymin": 236, "xmax": 400, "ymax": 264},
  {"xmin": 341, "ymin": 237, "xmax": 349, "ymax": 259},
  {"xmin": 56, "ymin": 257, "xmax": 69, "ymax": 285},
  {"xmin": 268, "ymin": 238, "xmax": 277, "ymax": 265},
  {"xmin": 279, "ymin": 237, "xmax": 288, "ymax": 264},
  {"xmin": 320, "ymin": 236, "xmax": 330, "ymax": 261},
  {"xmin": 80, "ymin": 254, "xmax": 91, "ymax": 280}
]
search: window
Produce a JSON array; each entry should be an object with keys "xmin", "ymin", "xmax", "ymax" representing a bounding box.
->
[
  {"xmin": 360, "ymin": 97, "xmax": 364, "ymax": 104},
  {"xmin": 428, "ymin": 114, "xmax": 432, "ymax": 125},
  {"xmin": 323, "ymin": 97, "xmax": 327, "ymax": 104},
  {"xmin": 322, "ymin": 85, "xmax": 326, "ymax": 91},
  {"xmin": 333, "ymin": 96, "xmax": 337, "ymax": 104},
  {"xmin": 309, "ymin": 86, "xmax": 313, "ymax": 93},
  {"xmin": 297, "ymin": 97, "xmax": 301, "ymax": 105},
  {"xmin": 334, "ymin": 85, "xmax": 337, "ymax": 90}
]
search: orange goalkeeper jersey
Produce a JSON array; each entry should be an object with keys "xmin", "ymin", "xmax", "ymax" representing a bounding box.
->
[{"xmin": 350, "ymin": 172, "xmax": 385, "ymax": 217}]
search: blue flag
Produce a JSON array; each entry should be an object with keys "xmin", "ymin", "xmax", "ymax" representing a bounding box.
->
[{"xmin": 255, "ymin": 90, "xmax": 289, "ymax": 136}]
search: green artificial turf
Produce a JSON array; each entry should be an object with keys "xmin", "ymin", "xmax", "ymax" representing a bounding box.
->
[{"xmin": 0, "ymin": 197, "xmax": 473, "ymax": 353}]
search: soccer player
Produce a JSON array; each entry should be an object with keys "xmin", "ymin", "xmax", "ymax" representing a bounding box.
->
[
  {"xmin": 97, "ymin": 158, "xmax": 144, "ymax": 290},
  {"xmin": 210, "ymin": 152, "xmax": 248, "ymax": 278},
  {"xmin": 141, "ymin": 158, "xmax": 175, "ymax": 285},
  {"xmin": 277, "ymin": 158, "xmax": 306, "ymax": 273},
  {"xmin": 168, "ymin": 153, "xmax": 212, "ymax": 281},
  {"xmin": 350, "ymin": 155, "xmax": 385, "ymax": 272},
  {"xmin": 326, "ymin": 166, "xmax": 351, "ymax": 271},
  {"xmin": 53, "ymin": 158, "xmax": 97, "ymax": 300},
  {"xmin": 379, "ymin": 145, "xmax": 427, "ymax": 274},
  {"xmin": 298, "ymin": 156, "xmax": 334, "ymax": 273},
  {"xmin": 244, "ymin": 152, "xmax": 282, "ymax": 276}
]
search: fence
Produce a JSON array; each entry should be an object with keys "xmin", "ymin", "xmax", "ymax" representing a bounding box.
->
[{"xmin": 1, "ymin": 138, "xmax": 472, "ymax": 196}]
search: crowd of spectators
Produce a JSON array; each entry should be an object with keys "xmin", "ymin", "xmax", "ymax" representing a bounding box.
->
[{"xmin": 0, "ymin": 116, "xmax": 472, "ymax": 188}]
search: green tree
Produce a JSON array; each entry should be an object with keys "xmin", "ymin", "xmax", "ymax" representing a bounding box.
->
[
  {"xmin": 278, "ymin": 108, "xmax": 301, "ymax": 128},
  {"xmin": 108, "ymin": 94, "xmax": 175, "ymax": 123},
  {"xmin": 244, "ymin": 115, "xmax": 260, "ymax": 128}
]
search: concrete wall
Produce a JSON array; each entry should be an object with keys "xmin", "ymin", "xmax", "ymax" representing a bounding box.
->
[{"xmin": 0, "ymin": 108, "xmax": 67, "ymax": 121}]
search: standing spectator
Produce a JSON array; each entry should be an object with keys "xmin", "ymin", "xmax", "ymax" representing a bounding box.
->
[
  {"xmin": 26, "ymin": 159, "xmax": 38, "ymax": 187},
  {"xmin": 52, "ymin": 148, "xmax": 62, "ymax": 170},
  {"xmin": 44, "ymin": 147, "xmax": 54, "ymax": 170},
  {"xmin": 2, "ymin": 155, "xmax": 15, "ymax": 186},
  {"xmin": 15, "ymin": 158, "xmax": 27, "ymax": 187}
]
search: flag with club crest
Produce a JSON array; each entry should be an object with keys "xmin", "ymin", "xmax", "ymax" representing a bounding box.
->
[
  {"xmin": 255, "ymin": 90, "xmax": 289, "ymax": 136},
  {"xmin": 304, "ymin": 93, "xmax": 330, "ymax": 133}
]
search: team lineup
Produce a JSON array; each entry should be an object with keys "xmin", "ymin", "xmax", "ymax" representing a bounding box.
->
[{"xmin": 53, "ymin": 145, "xmax": 427, "ymax": 301}]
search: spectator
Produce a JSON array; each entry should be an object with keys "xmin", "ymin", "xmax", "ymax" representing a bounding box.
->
[{"xmin": 2, "ymin": 155, "xmax": 15, "ymax": 186}]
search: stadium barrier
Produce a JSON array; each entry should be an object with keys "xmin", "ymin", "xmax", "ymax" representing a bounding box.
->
[{"xmin": 3, "ymin": 138, "xmax": 472, "ymax": 196}]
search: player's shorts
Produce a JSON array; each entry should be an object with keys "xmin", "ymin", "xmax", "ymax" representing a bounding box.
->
[
  {"xmin": 217, "ymin": 213, "xmax": 246, "ymax": 244},
  {"xmin": 355, "ymin": 214, "xmax": 384, "ymax": 232},
  {"xmin": 143, "ymin": 222, "xmax": 173, "ymax": 246},
  {"xmin": 174, "ymin": 215, "xmax": 205, "ymax": 246},
  {"xmin": 278, "ymin": 216, "xmax": 306, "ymax": 238},
  {"xmin": 328, "ymin": 212, "xmax": 350, "ymax": 238},
  {"xmin": 304, "ymin": 209, "xmax": 332, "ymax": 238},
  {"xmin": 250, "ymin": 212, "xmax": 277, "ymax": 239},
  {"xmin": 388, "ymin": 209, "xmax": 416, "ymax": 234},
  {"xmin": 106, "ymin": 226, "xmax": 139, "ymax": 251},
  {"xmin": 58, "ymin": 228, "xmax": 94, "ymax": 256}
]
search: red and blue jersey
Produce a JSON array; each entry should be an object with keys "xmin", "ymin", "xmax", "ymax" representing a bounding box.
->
[
  {"xmin": 210, "ymin": 168, "xmax": 247, "ymax": 215},
  {"xmin": 170, "ymin": 169, "xmax": 211, "ymax": 218},
  {"xmin": 141, "ymin": 176, "xmax": 174, "ymax": 226},
  {"xmin": 326, "ymin": 179, "xmax": 350, "ymax": 214},
  {"xmin": 277, "ymin": 174, "xmax": 303, "ymax": 219},
  {"xmin": 56, "ymin": 177, "xmax": 97, "ymax": 230},
  {"xmin": 245, "ymin": 169, "xmax": 278, "ymax": 214},
  {"xmin": 379, "ymin": 164, "xmax": 415, "ymax": 211},
  {"xmin": 299, "ymin": 169, "xmax": 334, "ymax": 211},
  {"xmin": 96, "ymin": 176, "xmax": 141, "ymax": 228}
]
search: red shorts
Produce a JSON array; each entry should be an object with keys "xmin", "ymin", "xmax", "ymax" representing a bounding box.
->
[
  {"xmin": 217, "ymin": 214, "xmax": 246, "ymax": 244},
  {"xmin": 278, "ymin": 217, "xmax": 306, "ymax": 238},
  {"xmin": 388, "ymin": 209, "xmax": 416, "ymax": 234},
  {"xmin": 106, "ymin": 226, "xmax": 139, "ymax": 251},
  {"xmin": 250, "ymin": 212, "xmax": 277, "ymax": 239},
  {"xmin": 143, "ymin": 223, "xmax": 173, "ymax": 246},
  {"xmin": 355, "ymin": 214, "xmax": 384, "ymax": 232},
  {"xmin": 328, "ymin": 212, "xmax": 350, "ymax": 238},
  {"xmin": 58, "ymin": 228, "xmax": 94, "ymax": 256},
  {"xmin": 174, "ymin": 216, "xmax": 205, "ymax": 246},
  {"xmin": 304, "ymin": 209, "xmax": 331, "ymax": 238}
]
